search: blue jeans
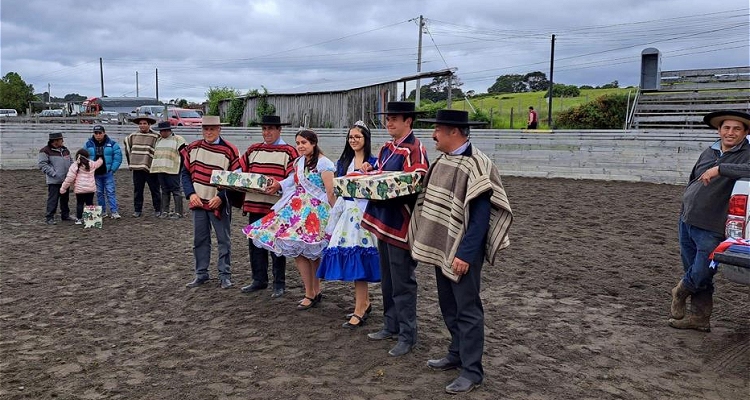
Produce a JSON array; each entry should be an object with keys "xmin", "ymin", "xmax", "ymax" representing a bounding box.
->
[
  {"xmin": 95, "ymin": 172, "xmax": 118, "ymax": 214},
  {"xmin": 192, "ymin": 208, "xmax": 232, "ymax": 280},
  {"xmin": 678, "ymin": 219, "xmax": 723, "ymax": 293}
]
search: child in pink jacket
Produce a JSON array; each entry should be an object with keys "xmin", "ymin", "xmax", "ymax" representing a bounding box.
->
[{"xmin": 61, "ymin": 149, "xmax": 104, "ymax": 224}]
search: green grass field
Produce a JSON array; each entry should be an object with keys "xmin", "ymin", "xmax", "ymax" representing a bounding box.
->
[{"xmin": 445, "ymin": 87, "xmax": 633, "ymax": 129}]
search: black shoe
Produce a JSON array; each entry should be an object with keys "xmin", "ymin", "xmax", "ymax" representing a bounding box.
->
[
  {"xmin": 220, "ymin": 278, "xmax": 233, "ymax": 289},
  {"xmin": 270, "ymin": 288, "xmax": 285, "ymax": 298},
  {"xmin": 427, "ymin": 357, "xmax": 461, "ymax": 371},
  {"xmin": 445, "ymin": 376, "xmax": 479, "ymax": 394},
  {"xmin": 388, "ymin": 341, "xmax": 413, "ymax": 357},
  {"xmin": 240, "ymin": 282, "xmax": 267, "ymax": 293},
  {"xmin": 367, "ymin": 329, "xmax": 397, "ymax": 341},
  {"xmin": 45, "ymin": 219, "xmax": 57, "ymax": 225},
  {"xmin": 345, "ymin": 303, "xmax": 373, "ymax": 320},
  {"xmin": 342, "ymin": 314, "xmax": 366, "ymax": 329},
  {"xmin": 60, "ymin": 216, "xmax": 75, "ymax": 221},
  {"xmin": 297, "ymin": 296, "xmax": 317, "ymax": 310},
  {"xmin": 132, "ymin": 212, "xmax": 142, "ymax": 218},
  {"xmin": 154, "ymin": 211, "xmax": 162, "ymax": 218},
  {"xmin": 185, "ymin": 277, "xmax": 209, "ymax": 288}
]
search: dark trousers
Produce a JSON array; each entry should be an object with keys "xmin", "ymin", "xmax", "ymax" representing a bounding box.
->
[
  {"xmin": 75, "ymin": 193, "xmax": 96, "ymax": 219},
  {"xmin": 435, "ymin": 262, "xmax": 485, "ymax": 384},
  {"xmin": 157, "ymin": 173, "xmax": 181, "ymax": 197},
  {"xmin": 247, "ymin": 212, "xmax": 286, "ymax": 289},
  {"xmin": 45, "ymin": 184, "xmax": 70, "ymax": 220},
  {"xmin": 193, "ymin": 208, "xmax": 232, "ymax": 280},
  {"xmin": 378, "ymin": 240, "xmax": 418, "ymax": 345},
  {"xmin": 132, "ymin": 170, "xmax": 161, "ymax": 213}
]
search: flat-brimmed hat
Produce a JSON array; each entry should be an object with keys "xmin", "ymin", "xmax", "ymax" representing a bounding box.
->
[
  {"xmin": 48, "ymin": 132, "xmax": 64, "ymax": 140},
  {"xmin": 131, "ymin": 115, "xmax": 157, "ymax": 125},
  {"xmin": 156, "ymin": 121, "xmax": 172, "ymax": 131},
  {"xmin": 418, "ymin": 110, "xmax": 486, "ymax": 127},
  {"xmin": 374, "ymin": 101, "xmax": 424, "ymax": 115},
  {"xmin": 704, "ymin": 110, "xmax": 750, "ymax": 130},
  {"xmin": 93, "ymin": 125, "xmax": 105, "ymax": 132},
  {"xmin": 201, "ymin": 115, "xmax": 222, "ymax": 126},
  {"xmin": 260, "ymin": 115, "xmax": 290, "ymax": 126}
]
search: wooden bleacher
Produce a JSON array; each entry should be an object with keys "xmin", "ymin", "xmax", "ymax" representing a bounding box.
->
[{"xmin": 630, "ymin": 66, "xmax": 750, "ymax": 130}]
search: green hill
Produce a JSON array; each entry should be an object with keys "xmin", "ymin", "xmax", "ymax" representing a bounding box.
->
[{"xmin": 443, "ymin": 88, "xmax": 633, "ymax": 129}]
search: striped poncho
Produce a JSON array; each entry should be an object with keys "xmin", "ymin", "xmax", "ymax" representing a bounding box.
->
[
  {"xmin": 408, "ymin": 147, "xmax": 513, "ymax": 282},
  {"xmin": 180, "ymin": 138, "xmax": 241, "ymax": 211},
  {"xmin": 238, "ymin": 142, "xmax": 298, "ymax": 214}
]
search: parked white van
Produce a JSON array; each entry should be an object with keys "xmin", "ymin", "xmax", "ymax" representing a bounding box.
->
[{"xmin": 0, "ymin": 109, "xmax": 19, "ymax": 117}]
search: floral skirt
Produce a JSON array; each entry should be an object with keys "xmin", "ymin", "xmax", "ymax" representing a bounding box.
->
[{"xmin": 243, "ymin": 186, "xmax": 330, "ymax": 260}]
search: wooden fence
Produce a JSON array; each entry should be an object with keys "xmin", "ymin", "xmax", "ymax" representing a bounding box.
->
[{"xmin": 0, "ymin": 123, "xmax": 718, "ymax": 185}]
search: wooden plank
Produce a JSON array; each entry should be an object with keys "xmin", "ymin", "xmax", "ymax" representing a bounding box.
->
[{"xmin": 659, "ymin": 81, "xmax": 750, "ymax": 91}]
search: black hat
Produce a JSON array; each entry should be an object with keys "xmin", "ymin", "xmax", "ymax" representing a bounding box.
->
[
  {"xmin": 48, "ymin": 132, "xmax": 64, "ymax": 140},
  {"xmin": 374, "ymin": 101, "xmax": 424, "ymax": 115},
  {"xmin": 417, "ymin": 110, "xmax": 486, "ymax": 127},
  {"xmin": 131, "ymin": 115, "xmax": 157, "ymax": 125},
  {"xmin": 260, "ymin": 115, "xmax": 290, "ymax": 126},
  {"xmin": 156, "ymin": 121, "xmax": 172, "ymax": 131},
  {"xmin": 93, "ymin": 125, "xmax": 105, "ymax": 132},
  {"xmin": 704, "ymin": 110, "xmax": 750, "ymax": 129}
]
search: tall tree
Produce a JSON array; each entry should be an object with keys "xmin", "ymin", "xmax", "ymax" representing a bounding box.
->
[
  {"xmin": 524, "ymin": 71, "xmax": 550, "ymax": 92},
  {"xmin": 487, "ymin": 74, "xmax": 526, "ymax": 94},
  {"xmin": 407, "ymin": 75, "xmax": 465, "ymax": 102},
  {"xmin": 0, "ymin": 72, "xmax": 35, "ymax": 112}
]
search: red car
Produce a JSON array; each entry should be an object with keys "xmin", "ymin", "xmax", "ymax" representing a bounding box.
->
[{"xmin": 167, "ymin": 108, "xmax": 202, "ymax": 126}]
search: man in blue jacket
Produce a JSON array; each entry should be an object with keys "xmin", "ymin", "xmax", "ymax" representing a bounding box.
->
[
  {"xmin": 669, "ymin": 110, "xmax": 750, "ymax": 332},
  {"xmin": 85, "ymin": 125, "xmax": 123, "ymax": 219}
]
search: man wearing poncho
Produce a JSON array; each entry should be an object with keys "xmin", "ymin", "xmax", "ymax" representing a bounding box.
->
[{"xmin": 409, "ymin": 110, "xmax": 513, "ymax": 395}]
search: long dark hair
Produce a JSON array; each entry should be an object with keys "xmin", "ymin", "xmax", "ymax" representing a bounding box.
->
[
  {"xmin": 75, "ymin": 148, "xmax": 91, "ymax": 171},
  {"xmin": 337, "ymin": 121, "xmax": 372, "ymax": 177},
  {"xmin": 296, "ymin": 129, "xmax": 322, "ymax": 171}
]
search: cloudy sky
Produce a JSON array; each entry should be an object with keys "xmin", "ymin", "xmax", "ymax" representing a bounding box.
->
[{"xmin": 1, "ymin": 0, "xmax": 748, "ymax": 103}]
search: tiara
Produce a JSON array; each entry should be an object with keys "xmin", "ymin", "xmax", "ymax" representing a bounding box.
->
[{"xmin": 354, "ymin": 120, "xmax": 367, "ymax": 129}]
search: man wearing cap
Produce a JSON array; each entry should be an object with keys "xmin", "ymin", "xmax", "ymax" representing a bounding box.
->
[
  {"xmin": 85, "ymin": 125, "xmax": 123, "ymax": 219},
  {"xmin": 181, "ymin": 116, "xmax": 241, "ymax": 289},
  {"xmin": 38, "ymin": 132, "xmax": 73, "ymax": 224},
  {"xmin": 123, "ymin": 115, "xmax": 161, "ymax": 217},
  {"xmin": 151, "ymin": 121, "xmax": 187, "ymax": 219},
  {"xmin": 669, "ymin": 110, "xmax": 750, "ymax": 332},
  {"xmin": 238, "ymin": 115, "xmax": 299, "ymax": 298},
  {"xmin": 409, "ymin": 109, "xmax": 513, "ymax": 394},
  {"xmin": 361, "ymin": 101, "xmax": 429, "ymax": 357}
]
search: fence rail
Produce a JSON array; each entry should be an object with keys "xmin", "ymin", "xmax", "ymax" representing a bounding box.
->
[{"xmin": 0, "ymin": 123, "xmax": 719, "ymax": 184}]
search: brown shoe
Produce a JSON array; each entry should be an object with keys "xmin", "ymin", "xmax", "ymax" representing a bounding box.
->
[{"xmin": 670, "ymin": 280, "xmax": 691, "ymax": 320}]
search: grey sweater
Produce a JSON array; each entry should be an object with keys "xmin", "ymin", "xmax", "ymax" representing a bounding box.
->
[
  {"xmin": 681, "ymin": 140, "xmax": 750, "ymax": 234},
  {"xmin": 38, "ymin": 145, "xmax": 72, "ymax": 184}
]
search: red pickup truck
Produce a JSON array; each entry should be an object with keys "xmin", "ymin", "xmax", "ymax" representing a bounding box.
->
[{"xmin": 712, "ymin": 179, "xmax": 750, "ymax": 285}]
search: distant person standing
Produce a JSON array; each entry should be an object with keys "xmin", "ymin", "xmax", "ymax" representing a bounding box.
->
[
  {"xmin": 527, "ymin": 106, "xmax": 538, "ymax": 129},
  {"xmin": 38, "ymin": 132, "xmax": 73, "ymax": 224},
  {"xmin": 123, "ymin": 115, "xmax": 161, "ymax": 217},
  {"xmin": 85, "ymin": 125, "xmax": 123, "ymax": 219},
  {"xmin": 181, "ymin": 116, "xmax": 241, "ymax": 289},
  {"xmin": 60, "ymin": 149, "xmax": 104, "ymax": 225},
  {"xmin": 238, "ymin": 115, "xmax": 298, "ymax": 298},
  {"xmin": 151, "ymin": 121, "xmax": 187, "ymax": 219}
]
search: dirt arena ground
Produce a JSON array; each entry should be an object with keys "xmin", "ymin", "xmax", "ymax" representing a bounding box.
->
[{"xmin": 0, "ymin": 169, "xmax": 748, "ymax": 399}]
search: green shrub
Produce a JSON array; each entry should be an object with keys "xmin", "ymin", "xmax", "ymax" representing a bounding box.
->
[{"xmin": 554, "ymin": 93, "xmax": 628, "ymax": 129}]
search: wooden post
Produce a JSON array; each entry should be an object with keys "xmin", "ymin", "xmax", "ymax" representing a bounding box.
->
[{"xmin": 510, "ymin": 107, "xmax": 514, "ymax": 129}]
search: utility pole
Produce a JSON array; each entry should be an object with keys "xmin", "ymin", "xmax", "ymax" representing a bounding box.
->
[
  {"xmin": 415, "ymin": 15, "xmax": 424, "ymax": 107},
  {"xmin": 136, "ymin": 71, "xmax": 139, "ymax": 97},
  {"xmin": 547, "ymin": 34, "xmax": 555, "ymax": 128},
  {"xmin": 99, "ymin": 57, "xmax": 105, "ymax": 97},
  {"xmin": 155, "ymin": 68, "xmax": 159, "ymax": 102},
  {"xmin": 47, "ymin": 83, "xmax": 51, "ymax": 108}
]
